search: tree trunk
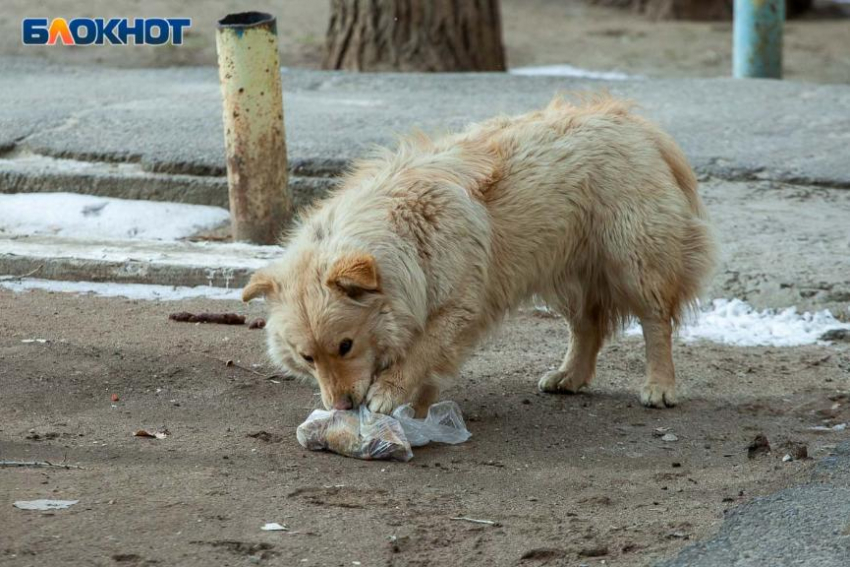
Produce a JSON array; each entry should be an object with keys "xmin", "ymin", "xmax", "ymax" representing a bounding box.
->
[
  {"xmin": 323, "ymin": 0, "xmax": 506, "ymax": 72},
  {"xmin": 590, "ymin": 0, "xmax": 811, "ymax": 20}
]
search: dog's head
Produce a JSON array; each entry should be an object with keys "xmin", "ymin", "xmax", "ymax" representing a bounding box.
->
[{"xmin": 243, "ymin": 251, "xmax": 396, "ymax": 410}]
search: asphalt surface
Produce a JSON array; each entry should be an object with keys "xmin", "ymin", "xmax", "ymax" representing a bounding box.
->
[
  {"xmin": 1, "ymin": 57, "xmax": 849, "ymax": 186},
  {"xmin": 661, "ymin": 442, "xmax": 850, "ymax": 567}
]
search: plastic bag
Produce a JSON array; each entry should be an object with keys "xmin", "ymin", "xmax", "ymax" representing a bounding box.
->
[
  {"xmin": 296, "ymin": 405, "xmax": 413, "ymax": 461},
  {"xmin": 392, "ymin": 401, "xmax": 472, "ymax": 447},
  {"xmin": 296, "ymin": 401, "xmax": 471, "ymax": 461}
]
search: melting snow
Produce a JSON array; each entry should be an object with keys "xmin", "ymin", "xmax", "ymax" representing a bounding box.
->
[
  {"xmin": 0, "ymin": 193, "xmax": 229, "ymax": 241},
  {"xmin": 510, "ymin": 65, "xmax": 637, "ymax": 81},
  {"xmin": 0, "ymin": 278, "xmax": 240, "ymax": 301},
  {"xmin": 624, "ymin": 298, "xmax": 850, "ymax": 347}
]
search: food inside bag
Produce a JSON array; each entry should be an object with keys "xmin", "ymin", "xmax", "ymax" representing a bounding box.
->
[
  {"xmin": 296, "ymin": 401, "xmax": 471, "ymax": 461},
  {"xmin": 296, "ymin": 405, "xmax": 413, "ymax": 461}
]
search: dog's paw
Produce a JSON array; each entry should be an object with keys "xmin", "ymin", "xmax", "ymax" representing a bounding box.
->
[
  {"xmin": 366, "ymin": 379, "xmax": 406, "ymax": 415},
  {"xmin": 538, "ymin": 369, "xmax": 590, "ymax": 394},
  {"xmin": 640, "ymin": 382, "xmax": 677, "ymax": 408}
]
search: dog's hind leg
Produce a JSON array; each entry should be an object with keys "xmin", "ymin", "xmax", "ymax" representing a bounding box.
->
[
  {"xmin": 638, "ymin": 315, "xmax": 677, "ymax": 408},
  {"xmin": 538, "ymin": 308, "xmax": 606, "ymax": 394}
]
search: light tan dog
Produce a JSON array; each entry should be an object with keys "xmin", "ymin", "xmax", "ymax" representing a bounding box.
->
[{"xmin": 243, "ymin": 95, "xmax": 716, "ymax": 415}]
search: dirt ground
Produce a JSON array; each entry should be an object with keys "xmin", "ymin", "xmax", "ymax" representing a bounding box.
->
[
  {"xmin": 3, "ymin": 0, "xmax": 849, "ymax": 83},
  {"xmin": 2, "ymin": 290, "xmax": 849, "ymax": 566}
]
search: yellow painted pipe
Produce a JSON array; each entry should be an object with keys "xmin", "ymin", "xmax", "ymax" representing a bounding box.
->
[{"xmin": 216, "ymin": 12, "xmax": 291, "ymax": 244}]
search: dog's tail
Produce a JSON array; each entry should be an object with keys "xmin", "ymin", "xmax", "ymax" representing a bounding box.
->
[
  {"xmin": 646, "ymin": 123, "xmax": 707, "ymax": 220},
  {"xmin": 642, "ymin": 120, "xmax": 717, "ymax": 324}
]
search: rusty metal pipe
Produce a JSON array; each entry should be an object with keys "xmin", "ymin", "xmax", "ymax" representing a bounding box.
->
[{"xmin": 216, "ymin": 12, "xmax": 291, "ymax": 244}]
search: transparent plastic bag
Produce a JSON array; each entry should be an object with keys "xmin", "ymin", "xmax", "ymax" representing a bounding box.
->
[
  {"xmin": 296, "ymin": 401, "xmax": 471, "ymax": 461},
  {"xmin": 296, "ymin": 405, "xmax": 413, "ymax": 461},
  {"xmin": 392, "ymin": 401, "xmax": 472, "ymax": 447}
]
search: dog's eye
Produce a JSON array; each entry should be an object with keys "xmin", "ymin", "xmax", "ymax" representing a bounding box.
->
[
  {"xmin": 338, "ymin": 339, "xmax": 353, "ymax": 357},
  {"xmin": 301, "ymin": 354, "xmax": 314, "ymax": 364}
]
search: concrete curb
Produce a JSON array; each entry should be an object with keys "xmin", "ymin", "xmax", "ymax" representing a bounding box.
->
[
  {"xmin": 0, "ymin": 150, "xmax": 337, "ymax": 209},
  {"xmin": 0, "ymin": 236, "xmax": 281, "ymax": 288}
]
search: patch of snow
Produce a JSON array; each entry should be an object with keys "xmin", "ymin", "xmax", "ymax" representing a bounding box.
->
[
  {"xmin": 0, "ymin": 235, "xmax": 279, "ymax": 272},
  {"xmin": 14, "ymin": 499, "xmax": 78, "ymax": 511},
  {"xmin": 510, "ymin": 65, "xmax": 637, "ymax": 81},
  {"xmin": 625, "ymin": 298, "xmax": 850, "ymax": 347},
  {"xmin": 809, "ymin": 423, "xmax": 847, "ymax": 433},
  {"xmin": 0, "ymin": 193, "xmax": 229, "ymax": 241},
  {"xmin": 0, "ymin": 278, "xmax": 241, "ymax": 301}
]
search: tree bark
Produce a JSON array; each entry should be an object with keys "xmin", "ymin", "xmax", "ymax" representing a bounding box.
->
[
  {"xmin": 589, "ymin": 0, "xmax": 811, "ymax": 20},
  {"xmin": 323, "ymin": 0, "xmax": 506, "ymax": 72}
]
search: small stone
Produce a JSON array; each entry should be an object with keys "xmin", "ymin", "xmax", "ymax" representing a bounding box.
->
[
  {"xmin": 661, "ymin": 433, "xmax": 678, "ymax": 442},
  {"xmin": 782, "ymin": 441, "xmax": 808, "ymax": 460},
  {"xmin": 782, "ymin": 454, "xmax": 792, "ymax": 462}
]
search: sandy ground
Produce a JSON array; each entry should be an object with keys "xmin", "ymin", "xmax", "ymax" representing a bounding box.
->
[
  {"xmin": 2, "ymin": 0, "xmax": 849, "ymax": 83},
  {"xmin": 2, "ymin": 290, "xmax": 849, "ymax": 566}
]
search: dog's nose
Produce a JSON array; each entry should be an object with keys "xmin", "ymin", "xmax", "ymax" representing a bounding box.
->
[{"xmin": 332, "ymin": 395, "xmax": 353, "ymax": 411}]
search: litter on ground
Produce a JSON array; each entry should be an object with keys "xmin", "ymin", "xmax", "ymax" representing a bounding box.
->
[
  {"xmin": 134, "ymin": 429, "xmax": 169, "ymax": 440},
  {"xmin": 297, "ymin": 401, "xmax": 471, "ymax": 461},
  {"xmin": 14, "ymin": 499, "xmax": 79, "ymax": 511}
]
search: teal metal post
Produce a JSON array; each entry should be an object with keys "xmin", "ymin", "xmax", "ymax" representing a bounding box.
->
[{"xmin": 733, "ymin": 0, "xmax": 784, "ymax": 79}]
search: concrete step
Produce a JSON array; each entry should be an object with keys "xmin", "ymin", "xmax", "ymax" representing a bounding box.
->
[
  {"xmin": 0, "ymin": 235, "xmax": 281, "ymax": 289},
  {"xmin": 0, "ymin": 149, "xmax": 337, "ymax": 209}
]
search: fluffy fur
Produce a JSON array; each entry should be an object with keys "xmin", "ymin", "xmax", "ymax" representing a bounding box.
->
[{"xmin": 244, "ymin": 94, "xmax": 716, "ymax": 415}]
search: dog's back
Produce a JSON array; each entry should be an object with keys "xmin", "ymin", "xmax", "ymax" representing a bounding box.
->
[{"xmin": 441, "ymin": 95, "xmax": 716, "ymax": 332}]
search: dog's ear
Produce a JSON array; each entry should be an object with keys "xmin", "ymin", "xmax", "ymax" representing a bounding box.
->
[
  {"xmin": 326, "ymin": 253, "xmax": 380, "ymax": 298},
  {"xmin": 242, "ymin": 271, "xmax": 279, "ymax": 302}
]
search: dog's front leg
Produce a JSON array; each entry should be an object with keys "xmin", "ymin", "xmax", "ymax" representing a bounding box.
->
[
  {"xmin": 367, "ymin": 302, "xmax": 478, "ymax": 416},
  {"xmin": 366, "ymin": 359, "xmax": 433, "ymax": 416}
]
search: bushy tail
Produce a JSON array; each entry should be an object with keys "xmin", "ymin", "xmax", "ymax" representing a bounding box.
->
[
  {"xmin": 645, "ymin": 121, "xmax": 718, "ymax": 319},
  {"xmin": 647, "ymin": 122, "xmax": 707, "ymax": 220}
]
